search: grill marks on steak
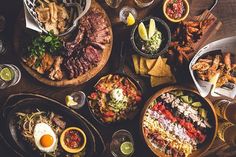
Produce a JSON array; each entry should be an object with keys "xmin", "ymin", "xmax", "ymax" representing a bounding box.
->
[{"xmin": 63, "ymin": 7, "xmax": 111, "ymax": 79}]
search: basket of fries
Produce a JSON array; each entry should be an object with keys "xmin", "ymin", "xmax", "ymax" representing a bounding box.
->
[{"xmin": 24, "ymin": 0, "xmax": 91, "ymax": 36}]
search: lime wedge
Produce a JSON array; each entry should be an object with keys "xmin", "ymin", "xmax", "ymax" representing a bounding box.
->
[
  {"xmin": 209, "ymin": 72, "xmax": 220, "ymax": 94},
  {"xmin": 0, "ymin": 67, "xmax": 13, "ymax": 81},
  {"xmin": 126, "ymin": 13, "xmax": 135, "ymax": 26},
  {"xmin": 138, "ymin": 22, "xmax": 148, "ymax": 41},
  {"xmin": 148, "ymin": 18, "xmax": 156, "ymax": 38},
  {"xmin": 120, "ymin": 141, "xmax": 134, "ymax": 155},
  {"xmin": 65, "ymin": 95, "xmax": 77, "ymax": 106}
]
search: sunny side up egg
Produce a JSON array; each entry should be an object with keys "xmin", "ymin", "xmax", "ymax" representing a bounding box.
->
[{"xmin": 33, "ymin": 122, "xmax": 58, "ymax": 153}]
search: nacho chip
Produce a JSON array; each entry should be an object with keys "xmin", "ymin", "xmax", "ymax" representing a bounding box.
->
[
  {"xmin": 148, "ymin": 57, "xmax": 172, "ymax": 77},
  {"xmin": 132, "ymin": 55, "xmax": 140, "ymax": 74},
  {"xmin": 150, "ymin": 75, "xmax": 176, "ymax": 87},
  {"xmin": 146, "ymin": 59, "xmax": 157, "ymax": 69},
  {"xmin": 140, "ymin": 57, "xmax": 148, "ymax": 75}
]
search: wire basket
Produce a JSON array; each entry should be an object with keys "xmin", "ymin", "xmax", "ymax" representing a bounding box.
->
[{"xmin": 24, "ymin": 0, "xmax": 91, "ymax": 36}]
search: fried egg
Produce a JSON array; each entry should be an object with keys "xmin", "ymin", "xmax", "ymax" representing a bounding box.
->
[{"xmin": 33, "ymin": 122, "xmax": 58, "ymax": 152}]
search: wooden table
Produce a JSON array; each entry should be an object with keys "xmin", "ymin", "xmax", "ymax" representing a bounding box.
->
[{"xmin": 0, "ymin": 0, "xmax": 236, "ymax": 156}]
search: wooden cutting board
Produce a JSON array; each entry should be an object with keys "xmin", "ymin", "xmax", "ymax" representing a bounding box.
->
[
  {"xmin": 189, "ymin": 10, "xmax": 222, "ymax": 53},
  {"xmin": 13, "ymin": 0, "xmax": 113, "ymax": 87}
]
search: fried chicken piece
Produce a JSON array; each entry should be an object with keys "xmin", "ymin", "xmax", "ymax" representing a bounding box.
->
[
  {"xmin": 225, "ymin": 74, "xmax": 236, "ymax": 84},
  {"xmin": 192, "ymin": 62, "xmax": 211, "ymax": 71},
  {"xmin": 217, "ymin": 76, "xmax": 228, "ymax": 87},
  {"xmin": 34, "ymin": 53, "xmax": 54, "ymax": 74},
  {"xmin": 22, "ymin": 55, "xmax": 37, "ymax": 67},
  {"xmin": 208, "ymin": 55, "xmax": 221, "ymax": 80},
  {"xmin": 49, "ymin": 56, "xmax": 63, "ymax": 80},
  {"xmin": 224, "ymin": 52, "xmax": 231, "ymax": 72}
]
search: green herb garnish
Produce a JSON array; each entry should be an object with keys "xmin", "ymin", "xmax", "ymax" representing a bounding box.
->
[{"xmin": 27, "ymin": 32, "xmax": 63, "ymax": 57}]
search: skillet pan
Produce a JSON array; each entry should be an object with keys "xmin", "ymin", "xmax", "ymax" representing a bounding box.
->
[
  {"xmin": 0, "ymin": 93, "xmax": 106, "ymax": 157},
  {"xmin": 1, "ymin": 97, "xmax": 95, "ymax": 157},
  {"xmin": 88, "ymin": 42, "xmax": 144, "ymax": 127}
]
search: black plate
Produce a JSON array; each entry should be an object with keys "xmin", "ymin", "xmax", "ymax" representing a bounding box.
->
[{"xmin": 0, "ymin": 96, "xmax": 96, "ymax": 157}]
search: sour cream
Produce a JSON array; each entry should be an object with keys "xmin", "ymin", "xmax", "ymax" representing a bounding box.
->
[{"xmin": 110, "ymin": 88, "xmax": 124, "ymax": 101}]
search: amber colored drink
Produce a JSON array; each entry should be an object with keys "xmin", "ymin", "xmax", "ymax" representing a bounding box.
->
[
  {"xmin": 214, "ymin": 99, "xmax": 236, "ymax": 124},
  {"xmin": 218, "ymin": 122, "xmax": 236, "ymax": 146}
]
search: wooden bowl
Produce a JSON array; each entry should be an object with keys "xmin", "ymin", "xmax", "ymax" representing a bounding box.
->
[
  {"xmin": 140, "ymin": 85, "xmax": 218, "ymax": 157},
  {"xmin": 163, "ymin": 0, "xmax": 190, "ymax": 23}
]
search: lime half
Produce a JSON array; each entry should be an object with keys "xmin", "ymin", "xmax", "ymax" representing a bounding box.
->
[
  {"xmin": 0, "ymin": 67, "xmax": 13, "ymax": 81},
  {"xmin": 138, "ymin": 22, "xmax": 148, "ymax": 41},
  {"xmin": 120, "ymin": 141, "xmax": 134, "ymax": 155}
]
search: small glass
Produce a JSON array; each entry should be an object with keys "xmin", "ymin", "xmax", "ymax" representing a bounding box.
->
[
  {"xmin": 110, "ymin": 129, "xmax": 134, "ymax": 157},
  {"xmin": 134, "ymin": 0, "xmax": 155, "ymax": 8},
  {"xmin": 68, "ymin": 91, "xmax": 86, "ymax": 110},
  {"xmin": 105, "ymin": 0, "xmax": 123, "ymax": 8},
  {"xmin": 119, "ymin": 6, "xmax": 137, "ymax": 24},
  {"xmin": 0, "ymin": 40, "xmax": 7, "ymax": 55},
  {"xmin": 0, "ymin": 64, "xmax": 21, "ymax": 89}
]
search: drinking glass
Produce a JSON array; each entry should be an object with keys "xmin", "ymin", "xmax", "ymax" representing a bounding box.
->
[
  {"xmin": 134, "ymin": 0, "xmax": 155, "ymax": 8},
  {"xmin": 119, "ymin": 6, "xmax": 137, "ymax": 24},
  {"xmin": 70, "ymin": 91, "xmax": 86, "ymax": 109},
  {"xmin": 105, "ymin": 0, "xmax": 123, "ymax": 8},
  {"xmin": 110, "ymin": 129, "xmax": 134, "ymax": 157},
  {"xmin": 0, "ymin": 64, "xmax": 21, "ymax": 89}
]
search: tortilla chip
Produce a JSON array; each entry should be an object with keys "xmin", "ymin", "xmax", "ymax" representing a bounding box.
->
[
  {"xmin": 150, "ymin": 76, "xmax": 176, "ymax": 87},
  {"xmin": 132, "ymin": 55, "xmax": 140, "ymax": 74},
  {"xmin": 148, "ymin": 57, "xmax": 172, "ymax": 77},
  {"xmin": 140, "ymin": 57, "xmax": 148, "ymax": 75},
  {"xmin": 145, "ymin": 58, "xmax": 167, "ymax": 70},
  {"xmin": 146, "ymin": 59, "xmax": 157, "ymax": 69}
]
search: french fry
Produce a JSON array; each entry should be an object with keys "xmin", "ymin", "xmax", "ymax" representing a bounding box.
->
[{"xmin": 132, "ymin": 55, "xmax": 140, "ymax": 74}]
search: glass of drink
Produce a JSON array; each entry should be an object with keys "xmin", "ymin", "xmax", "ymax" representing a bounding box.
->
[
  {"xmin": 110, "ymin": 129, "xmax": 134, "ymax": 157},
  {"xmin": 65, "ymin": 91, "xmax": 86, "ymax": 110},
  {"xmin": 134, "ymin": 0, "xmax": 155, "ymax": 8},
  {"xmin": 0, "ymin": 64, "xmax": 21, "ymax": 89},
  {"xmin": 119, "ymin": 6, "xmax": 137, "ymax": 24},
  {"xmin": 105, "ymin": 0, "xmax": 123, "ymax": 8}
]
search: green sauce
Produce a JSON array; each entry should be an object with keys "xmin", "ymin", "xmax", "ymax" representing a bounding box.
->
[{"xmin": 141, "ymin": 30, "xmax": 162, "ymax": 53}]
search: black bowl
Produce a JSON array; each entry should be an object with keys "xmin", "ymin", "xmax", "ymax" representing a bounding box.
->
[{"xmin": 131, "ymin": 17, "xmax": 171, "ymax": 59}]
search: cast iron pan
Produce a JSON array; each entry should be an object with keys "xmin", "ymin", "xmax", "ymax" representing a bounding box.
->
[
  {"xmin": 88, "ymin": 42, "xmax": 144, "ymax": 127},
  {"xmin": 0, "ymin": 96, "xmax": 96, "ymax": 157}
]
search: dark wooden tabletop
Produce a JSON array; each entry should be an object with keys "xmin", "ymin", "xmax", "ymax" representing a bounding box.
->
[{"xmin": 0, "ymin": 0, "xmax": 236, "ymax": 157}]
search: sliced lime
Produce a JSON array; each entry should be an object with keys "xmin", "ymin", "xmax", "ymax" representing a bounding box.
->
[
  {"xmin": 120, "ymin": 141, "xmax": 134, "ymax": 155},
  {"xmin": 148, "ymin": 18, "xmax": 156, "ymax": 38},
  {"xmin": 44, "ymin": 36, "xmax": 52, "ymax": 43},
  {"xmin": 65, "ymin": 95, "xmax": 78, "ymax": 106},
  {"xmin": 0, "ymin": 67, "xmax": 13, "ymax": 81},
  {"xmin": 138, "ymin": 22, "xmax": 148, "ymax": 41}
]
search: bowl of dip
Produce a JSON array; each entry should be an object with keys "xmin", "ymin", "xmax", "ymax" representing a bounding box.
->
[
  {"xmin": 163, "ymin": 0, "xmax": 190, "ymax": 23},
  {"xmin": 131, "ymin": 17, "xmax": 171, "ymax": 59}
]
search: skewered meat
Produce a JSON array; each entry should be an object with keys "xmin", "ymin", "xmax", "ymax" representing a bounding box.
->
[{"xmin": 49, "ymin": 56, "xmax": 63, "ymax": 80}]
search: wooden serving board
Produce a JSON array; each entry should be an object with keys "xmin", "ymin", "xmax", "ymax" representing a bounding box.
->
[
  {"xmin": 189, "ymin": 10, "xmax": 222, "ymax": 54},
  {"xmin": 13, "ymin": 0, "xmax": 113, "ymax": 87}
]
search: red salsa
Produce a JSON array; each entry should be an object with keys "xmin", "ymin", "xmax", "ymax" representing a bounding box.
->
[
  {"xmin": 166, "ymin": 0, "xmax": 186, "ymax": 20},
  {"xmin": 64, "ymin": 129, "xmax": 84, "ymax": 149}
]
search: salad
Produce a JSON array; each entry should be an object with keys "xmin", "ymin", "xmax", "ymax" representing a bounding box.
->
[
  {"xmin": 143, "ymin": 90, "xmax": 212, "ymax": 157},
  {"xmin": 88, "ymin": 74, "xmax": 142, "ymax": 123}
]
